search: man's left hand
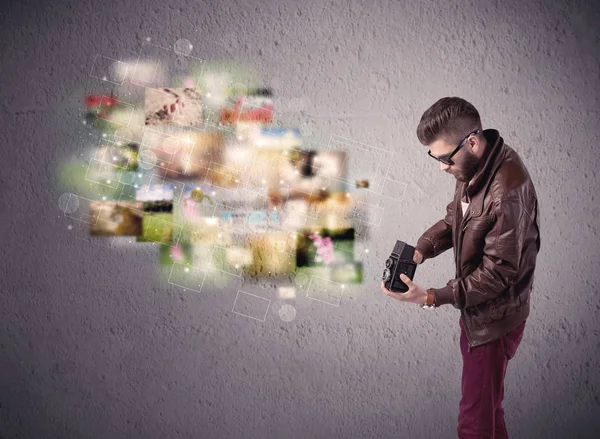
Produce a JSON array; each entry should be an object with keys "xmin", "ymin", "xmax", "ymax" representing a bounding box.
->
[{"xmin": 381, "ymin": 274, "xmax": 428, "ymax": 305}]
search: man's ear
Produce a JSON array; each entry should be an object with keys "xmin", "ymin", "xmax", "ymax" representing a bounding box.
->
[{"xmin": 470, "ymin": 136, "xmax": 481, "ymax": 155}]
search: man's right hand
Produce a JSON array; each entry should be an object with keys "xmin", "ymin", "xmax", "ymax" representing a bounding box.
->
[{"xmin": 413, "ymin": 249, "xmax": 424, "ymax": 264}]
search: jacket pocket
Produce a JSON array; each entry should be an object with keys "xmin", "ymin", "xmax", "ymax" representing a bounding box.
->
[
  {"xmin": 468, "ymin": 302, "xmax": 496, "ymax": 326},
  {"xmin": 464, "ymin": 215, "xmax": 494, "ymax": 231},
  {"xmin": 489, "ymin": 288, "xmax": 522, "ymax": 321},
  {"xmin": 461, "ymin": 217, "xmax": 494, "ymax": 262}
]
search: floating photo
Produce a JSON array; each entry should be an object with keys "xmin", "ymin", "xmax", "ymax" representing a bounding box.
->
[
  {"xmin": 211, "ymin": 245, "xmax": 253, "ymax": 276},
  {"xmin": 252, "ymin": 128, "xmax": 302, "ymax": 150},
  {"xmin": 144, "ymin": 88, "xmax": 203, "ymax": 126},
  {"xmin": 187, "ymin": 217, "xmax": 233, "ymax": 246},
  {"xmin": 225, "ymin": 246, "xmax": 253, "ymax": 267},
  {"xmin": 279, "ymin": 198, "xmax": 309, "ymax": 230},
  {"xmin": 218, "ymin": 146, "xmax": 347, "ymax": 199},
  {"xmin": 218, "ymin": 209, "xmax": 280, "ymax": 234},
  {"xmin": 179, "ymin": 184, "xmax": 218, "ymax": 223},
  {"xmin": 95, "ymin": 140, "xmax": 139, "ymax": 171},
  {"xmin": 179, "ymin": 183, "xmax": 267, "ymax": 224},
  {"xmin": 245, "ymin": 232, "xmax": 296, "ymax": 276},
  {"xmin": 219, "ymin": 88, "xmax": 274, "ymax": 125},
  {"xmin": 147, "ymin": 131, "xmax": 224, "ymax": 181},
  {"xmin": 330, "ymin": 261, "xmax": 363, "ymax": 284},
  {"xmin": 219, "ymin": 144, "xmax": 286, "ymax": 188},
  {"xmin": 159, "ymin": 242, "xmax": 193, "ymax": 266},
  {"xmin": 84, "ymin": 94, "xmax": 139, "ymax": 132},
  {"xmin": 137, "ymin": 204, "xmax": 174, "ymax": 243},
  {"xmin": 280, "ymin": 148, "xmax": 347, "ymax": 196},
  {"xmin": 136, "ymin": 184, "xmax": 174, "ymax": 201},
  {"xmin": 136, "ymin": 184, "xmax": 174, "ymax": 243},
  {"xmin": 245, "ymin": 210, "xmax": 281, "ymax": 233},
  {"xmin": 306, "ymin": 192, "xmax": 353, "ymax": 229},
  {"xmin": 89, "ymin": 201, "xmax": 144, "ymax": 236},
  {"xmin": 296, "ymin": 228, "xmax": 355, "ymax": 267}
]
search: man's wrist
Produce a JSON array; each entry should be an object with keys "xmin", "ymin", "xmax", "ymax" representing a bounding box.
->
[
  {"xmin": 426, "ymin": 288, "xmax": 436, "ymax": 306},
  {"xmin": 420, "ymin": 288, "xmax": 436, "ymax": 309}
]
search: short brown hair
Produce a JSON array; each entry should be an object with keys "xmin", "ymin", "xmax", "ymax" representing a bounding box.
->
[{"xmin": 416, "ymin": 97, "xmax": 482, "ymax": 146}]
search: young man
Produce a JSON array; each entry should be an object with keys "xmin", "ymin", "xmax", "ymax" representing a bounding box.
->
[{"xmin": 381, "ymin": 97, "xmax": 541, "ymax": 438}]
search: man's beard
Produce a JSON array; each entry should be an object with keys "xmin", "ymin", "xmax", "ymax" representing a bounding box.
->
[{"xmin": 450, "ymin": 150, "xmax": 480, "ymax": 182}]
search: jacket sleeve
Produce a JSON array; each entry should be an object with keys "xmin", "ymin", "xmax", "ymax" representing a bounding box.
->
[
  {"xmin": 415, "ymin": 198, "xmax": 454, "ymax": 262},
  {"xmin": 432, "ymin": 196, "xmax": 524, "ymax": 309}
]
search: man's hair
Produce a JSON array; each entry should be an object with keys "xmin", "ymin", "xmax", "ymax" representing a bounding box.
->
[{"xmin": 416, "ymin": 97, "xmax": 482, "ymax": 146}]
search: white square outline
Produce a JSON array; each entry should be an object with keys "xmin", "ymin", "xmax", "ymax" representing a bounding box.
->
[
  {"xmin": 95, "ymin": 96, "xmax": 136, "ymax": 128},
  {"xmin": 139, "ymin": 214, "xmax": 183, "ymax": 245},
  {"xmin": 379, "ymin": 177, "xmax": 408, "ymax": 202},
  {"xmin": 62, "ymin": 194, "xmax": 100, "ymax": 226},
  {"xmin": 168, "ymin": 262, "xmax": 206, "ymax": 293},
  {"xmin": 129, "ymin": 56, "xmax": 161, "ymax": 87},
  {"xmin": 84, "ymin": 158, "xmax": 125, "ymax": 190},
  {"xmin": 306, "ymin": 275, "xmax": 345, "ymax": 307},
  {"xmin": 189, "ymin": 245, "xmax": 216, "ymax": 270},
  {"xmin": 94, "ymin": 137, "xmax": 138, "ymax": 171},
  {"xmin": 89, "ymin": 54, "xmax": 129, "ymax": 85},
  {"xmin": 232, "ymin": 290, "xmax": 271, "ymax": 322}
]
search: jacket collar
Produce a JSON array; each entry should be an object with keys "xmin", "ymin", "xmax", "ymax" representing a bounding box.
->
[{"xmin": 460, "ymin": 129, "xmax": 506, "ymax": 218}]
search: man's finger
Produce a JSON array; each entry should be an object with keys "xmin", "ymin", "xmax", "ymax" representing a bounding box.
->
[
  {"xmin": 381, "ymin": 282, "xmax": 399, "ymax": 299},
  {"xmin": 399, "ymin": 273, "xmax": 412, "ymax": 285}
]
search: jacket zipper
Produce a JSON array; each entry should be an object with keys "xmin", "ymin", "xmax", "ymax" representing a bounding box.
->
[{"xmin": 457, "ymin": 189, "xmax": 473, "ymax": 353}]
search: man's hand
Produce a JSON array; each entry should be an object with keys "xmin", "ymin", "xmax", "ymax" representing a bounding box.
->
[
  {"xmin": 381, "ymin": 274, "xmax": 428, "ymax": 305},
  {"xmin": 413, "ymin": 249, "xmax": 424, "ymax": 264}
]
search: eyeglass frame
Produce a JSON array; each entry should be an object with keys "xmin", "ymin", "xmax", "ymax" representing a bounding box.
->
[{"xmin": 427, "ymin": 129, "xmax": 481, "ymax": 166}]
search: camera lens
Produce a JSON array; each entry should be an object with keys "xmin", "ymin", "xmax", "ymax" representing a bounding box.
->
[
  {"xmin": 382, "ymin": 268, "xmax": 390, "ymax": 282},
  {"xmin": 385, "ymin": 258, "xmax": 393, "ymax": 268}
]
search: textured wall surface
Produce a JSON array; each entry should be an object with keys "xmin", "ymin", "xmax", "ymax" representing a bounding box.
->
[{"xmin": 1, "ymin": 0, "xmax": 600, "ymax": 437}]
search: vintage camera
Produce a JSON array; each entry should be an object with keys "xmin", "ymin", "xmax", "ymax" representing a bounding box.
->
[{"xmin": 382, "ymin": 240, "xmax": 417, "ymax": 293}]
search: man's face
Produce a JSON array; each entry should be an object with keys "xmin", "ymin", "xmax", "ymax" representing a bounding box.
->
[{"xmin": 429, "ymin": 138, "xmax": 481, "ymax": 182}]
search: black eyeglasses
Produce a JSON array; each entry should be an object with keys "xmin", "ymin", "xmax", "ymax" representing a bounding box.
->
[{"xmin": 428, "ymin": 129, "xmax": 480, "ymax": 166}]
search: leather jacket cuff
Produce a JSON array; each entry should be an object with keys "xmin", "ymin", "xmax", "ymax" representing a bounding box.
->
[
  {"xmin": 432, "ymin": 284, "xmax": 454, "ymax": 307},
  {"xmin": 415, "ymin": 237, "xmax": 434, "ymax": 261}
]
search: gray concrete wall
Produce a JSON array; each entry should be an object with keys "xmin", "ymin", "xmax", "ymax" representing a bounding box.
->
[{"xmin": 1, "ymin": 0, "xmax": 599, "ymax": 437}]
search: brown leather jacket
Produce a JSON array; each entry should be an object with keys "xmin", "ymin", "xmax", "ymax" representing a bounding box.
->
[{"xmin": 415, "ymin": 129, "xmax": 541, "ymax": 350}]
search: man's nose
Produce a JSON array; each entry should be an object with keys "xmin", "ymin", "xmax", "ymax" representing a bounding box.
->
[{"xmin": 440, "ymin": 162, "xmax": 450, "ymax": 171}]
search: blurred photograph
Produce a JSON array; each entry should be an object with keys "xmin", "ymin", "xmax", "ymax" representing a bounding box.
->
[
  {"xmin": 219, "ymin": 88, "xmax": 274, "ymax": 125},
  {"xmin": 94, "ymin": 140, "xmax": 139, "ymax": 171},
  {"xmin": 89, "ymin": 201, "xmax": 144, "ymax": 236},
  {"xmin": 245, "ymin": 232, "xmax": 296, "ymax": 276},
  {"xmin": 147, "ymin": 131, "xmax": 224, "ymax": 181},
  {"xmin": 145, "ymin": 88, "xmax": 203, "ymax": 126},
  {"xmin": 252, "ymin": 128, "xmax": 302, "ymax": 150},
  {"xmin": 280, "ymin": 148, "xmax": 347, "ymax": 197},
  {"xmin": 136, "ymin": 184, "xmax": 175, "ymax": 243},
  {"xmin": 159, "ymin": 242, "xmax": 193, "ymax": 266},
  {"xmin": 295, "ymin": 227, "xmax": 355, "ymax": 267}
]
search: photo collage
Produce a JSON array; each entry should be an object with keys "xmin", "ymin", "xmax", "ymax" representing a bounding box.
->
[{"xmin": 60, "ymin": 55, "xmax": 373, "ymax": 295}]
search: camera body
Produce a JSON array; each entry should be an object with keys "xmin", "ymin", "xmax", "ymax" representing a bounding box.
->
[{"xmin": 382, "ymin": 240, "xmax": 417, "ymax": 293}]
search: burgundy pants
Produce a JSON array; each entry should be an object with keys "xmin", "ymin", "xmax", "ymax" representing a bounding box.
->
[{"xmin": 457, "ymin": 317, "xmax": 526, "ymax": 439}]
